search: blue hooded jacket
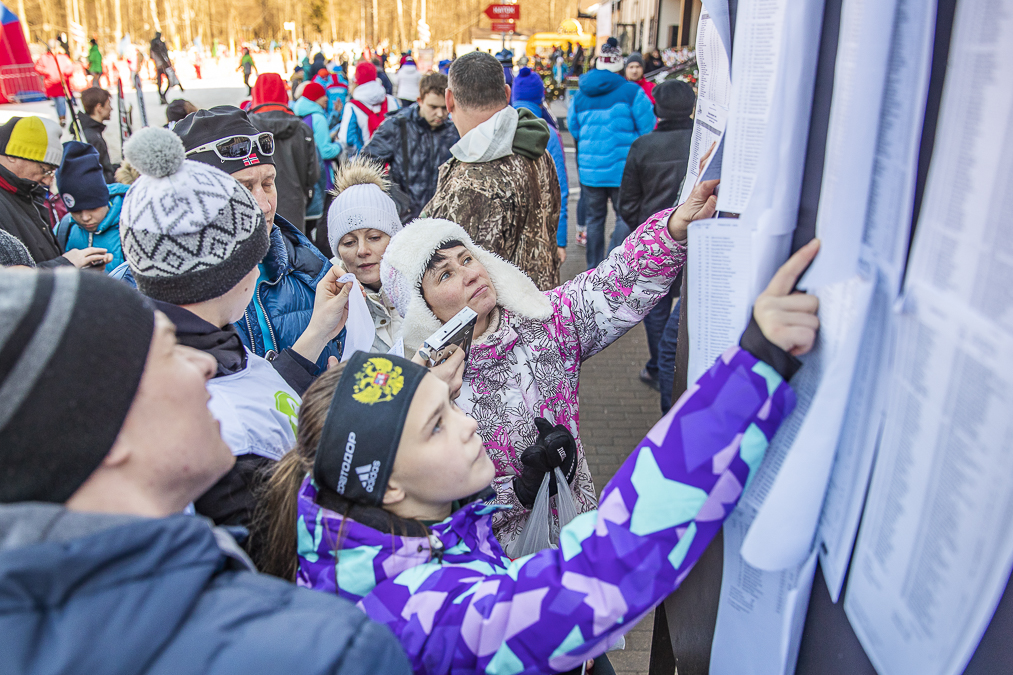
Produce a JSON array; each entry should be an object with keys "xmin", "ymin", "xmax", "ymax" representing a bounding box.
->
[
  {"xmin": 54, "ymin": 182, "xmax": 130, "ymax": 272},
  {"xmin": 567, "ymin": 69, "xmax": 656, "ymax": 187},
  {"xmin": 236, "ymin": 215, "xmax": 343, "ymax": 370},
  {"xmin": 0, "ymin": 503, "xmax": 411, "ymax": 675},
  {"xmin": 292, "ymin": 96, "xmax": 343, "ymax": 160},
  {"xmin": 514, "ymin": 99, "xmax": 569, "ymax": 247}
]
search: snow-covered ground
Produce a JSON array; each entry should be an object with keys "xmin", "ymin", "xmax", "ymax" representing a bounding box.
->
[{"xmin": 0, "ymin": 52, "xmax": 291, "ymax": 163}]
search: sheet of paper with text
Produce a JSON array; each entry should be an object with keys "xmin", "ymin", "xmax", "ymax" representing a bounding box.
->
[{"xmin": 845, "ymin": 2, "xmax": 1013, "ymax": 673}]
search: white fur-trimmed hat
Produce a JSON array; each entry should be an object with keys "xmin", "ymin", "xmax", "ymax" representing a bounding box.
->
[{"xmin": 380, "ymin": 218, "xmax": 553, "ymax": 352}]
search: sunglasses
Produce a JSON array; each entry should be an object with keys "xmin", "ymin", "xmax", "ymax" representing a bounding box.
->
[{"xmin": 185, "ymin": 132, "xmax": 275, "ymax": 162}]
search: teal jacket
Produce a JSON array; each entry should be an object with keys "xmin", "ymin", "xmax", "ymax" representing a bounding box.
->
[
  {"xmin": 292, "ymin": 96, "xmax": 343, "ymax": 160},
  {"xmin": 54, "ymin": 183, "xmax": 129, "ymax": 272}
]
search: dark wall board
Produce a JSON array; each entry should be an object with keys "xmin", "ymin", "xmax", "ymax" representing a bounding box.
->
[{"xmin": 650, "ymin": 0, "xmax": 1010, "ymax": 673}]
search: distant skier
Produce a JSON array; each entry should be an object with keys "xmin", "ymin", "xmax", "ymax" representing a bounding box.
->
[{"xmin": 149, "ymin": 32, "xmax": 183, "ymax": 104}]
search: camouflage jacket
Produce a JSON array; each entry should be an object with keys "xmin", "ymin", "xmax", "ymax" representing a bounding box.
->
[{"xmin": 423, "ymin": 110, "xmax": 562, "ymax": 291}]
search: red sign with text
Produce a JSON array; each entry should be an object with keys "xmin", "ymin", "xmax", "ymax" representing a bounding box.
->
[
  {"xmin": 484, "ymin": 4, "xmax": 520, "ymax": 21},
  {"xmin": 491, "ymin": 20, "xmax": 516, "ymax": 32}
]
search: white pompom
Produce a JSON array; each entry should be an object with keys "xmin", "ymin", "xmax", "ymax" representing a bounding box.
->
[{"xmin": 123, "ymin": 127, "xmax": 186, "ymax": 178}]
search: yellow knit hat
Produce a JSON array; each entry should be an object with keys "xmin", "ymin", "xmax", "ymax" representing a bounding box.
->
[{"xmin": 0, "ymin": 116, "xmax": 63, "ymax": 166}]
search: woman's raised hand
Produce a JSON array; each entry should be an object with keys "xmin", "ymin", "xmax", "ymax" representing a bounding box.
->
[
  {"xmin": 667, "ymin": 179, "xmax": 719, "ymax": 242},
  {"xmin": 753, "ymin": 239, "xmax": 821, "ymax": 356}
]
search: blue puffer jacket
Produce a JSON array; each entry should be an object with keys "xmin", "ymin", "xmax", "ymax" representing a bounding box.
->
[
  {"xmin": 54, "ymin": 183, "xmax": 130, "ymax": 272},
  {"xmin": 0, "ymin": 503, "xmax": 411, "ymax": 675},
  {"xmin": 514, "ymin": 99, "xmax": 569, "ymax": 246},
  {"xmin": 110, "ymin": 216, "xmax": 343, "ymax": 371},
  {"xmin": 235, "ymin": 216, "xmax": 342, "ymax": 370},
  {"xmin": 567, "ymin": 69, "xmax": 656, "ymax": 187}
]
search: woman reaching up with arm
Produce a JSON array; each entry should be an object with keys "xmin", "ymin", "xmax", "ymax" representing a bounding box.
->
[{"xmin": 255, "ymin": 239, "xmax": 821, "ymax": 674}]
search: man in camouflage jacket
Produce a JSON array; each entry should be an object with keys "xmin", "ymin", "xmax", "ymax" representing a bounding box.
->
[{"xmin": 423, "ymin": 52, "xmax": 562, "ymax": 291}]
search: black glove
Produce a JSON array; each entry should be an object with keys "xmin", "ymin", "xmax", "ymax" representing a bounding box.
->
[{"xmin": 512, "ymin": 417, "xmax": 578, "ymax": 509}]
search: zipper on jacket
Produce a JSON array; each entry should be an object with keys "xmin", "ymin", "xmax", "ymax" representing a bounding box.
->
[
  {"xmin": 243, "ymin": 309, "xmax": 257, "ymax": 351},
  {"xmin": 256, "ymin": 283, "xmax": 280, "ymax": 355}
]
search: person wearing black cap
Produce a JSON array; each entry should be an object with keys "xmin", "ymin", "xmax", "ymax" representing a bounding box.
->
[
  {"xmin": 172, "ymin": 105, "xmax": 344, "ymax": 370},
  {"xmin": 255, "ymin": 239, "xmax": 820, "ymax": 673},
  {"xmin": 618, "ymin": 79, "xmax": 696, "ymax": 403},
  {"xmin": 0, "ymin": 268, "xmax": 410, "ymax": 675}
]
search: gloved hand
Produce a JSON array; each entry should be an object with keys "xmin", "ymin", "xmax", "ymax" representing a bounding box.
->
[{"xmin": 512, "ymin": 417, "xmax": 578, "ymax": 508}]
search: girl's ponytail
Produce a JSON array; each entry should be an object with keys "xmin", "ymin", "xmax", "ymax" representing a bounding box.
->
[{"xmin": 251, "ymin": 363, "xmax": 346, "ymax": 580}]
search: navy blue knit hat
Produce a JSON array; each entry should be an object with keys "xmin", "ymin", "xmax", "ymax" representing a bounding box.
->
[
  {"xmin": 56, "ymin": 141, "xmax": 109, "ymax": 212},
  {"xmin": 512, "ymin": 67, "xmax": 545, "ymax": 103}
]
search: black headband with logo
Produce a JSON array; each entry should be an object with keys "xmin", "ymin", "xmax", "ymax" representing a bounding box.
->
[{"xmin": 313, "ymin": 351, "xmax": 429, "ymax": 506}]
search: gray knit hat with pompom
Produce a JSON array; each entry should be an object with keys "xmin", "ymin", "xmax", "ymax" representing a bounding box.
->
[{"xmin": 119, "ymin": 126, "xmax": 269, "ymax": 305}]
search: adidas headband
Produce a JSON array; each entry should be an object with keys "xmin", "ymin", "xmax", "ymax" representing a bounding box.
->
[{"xmin": 313, "ymin": 351, "xmax": 429, "ymax": 507}]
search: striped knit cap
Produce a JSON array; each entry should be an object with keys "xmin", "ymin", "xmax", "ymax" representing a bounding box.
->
[
  {"xmin": 0, "ymin": 268, "xmax": 154, "ymax": 503},
  {"xmin": 120, "ymin": 126, "xmax": 269, "ymax": 305}
]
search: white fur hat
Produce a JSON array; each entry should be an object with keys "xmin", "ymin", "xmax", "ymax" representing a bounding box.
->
[
  {"xmin": 380, "ymin": 218, "xmax": 553, "ymax": 352},
  {"xmin": 326, "ymin": 157, "xmax": 402, "ymax": 257}
]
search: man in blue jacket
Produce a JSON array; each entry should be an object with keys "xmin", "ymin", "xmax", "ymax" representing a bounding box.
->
[
  {"xmin": 173, "ymin": 106, "xmax": 343, "ymax": 370},
  {"xmin": 568, "ymin": 37, "xmax": 656, "ymax": 269},
  {"xmin": 0, "ymin": 268, "xmax": 411, "ymax": 675}
]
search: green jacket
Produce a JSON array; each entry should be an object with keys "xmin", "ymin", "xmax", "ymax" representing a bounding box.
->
[{"xmin": 88, "ymin": 45, "xmax": 102, "ymax": 74}]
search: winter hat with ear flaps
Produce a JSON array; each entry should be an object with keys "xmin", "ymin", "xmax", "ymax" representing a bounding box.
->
[
  {"xmin": 379, "ymin": 218, "xmax": 553, "ymax": 353},
  {"xmin": 119, "ymin": 126, "xmax": 269, "ymax": 305}
]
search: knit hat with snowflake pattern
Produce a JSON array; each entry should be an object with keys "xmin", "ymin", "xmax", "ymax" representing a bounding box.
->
[
  {"xmin": 596, "ymin": 37, "xmax": 624, "ymax": 73},
  {"xmin": 119, "ymin": 126, "xmax": 269, "ymax": 305}
]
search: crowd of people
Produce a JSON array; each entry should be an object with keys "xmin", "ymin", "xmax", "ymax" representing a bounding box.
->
[{"xmin": 0, "ymin": 38, "xmax": 822, "ymax": 675}]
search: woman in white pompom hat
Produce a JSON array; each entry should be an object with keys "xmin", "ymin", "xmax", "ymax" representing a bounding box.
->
[
  {"xmin": 380, "ymin": 180, "xmax": 719, "ymax": 550},
  {"xmin": 326, "ymin": 157, "xmax": 404, "ymax": 354}
]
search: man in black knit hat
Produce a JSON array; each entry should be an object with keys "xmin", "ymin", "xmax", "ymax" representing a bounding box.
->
[{"xmin": 0, "ymin": 268, "xmax": 410, "ymax": 675}]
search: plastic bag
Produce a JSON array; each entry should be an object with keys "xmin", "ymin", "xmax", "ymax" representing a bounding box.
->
[
  {"xmin": 508, "ymin": 467, "xmax": 580, "ymax": 558},
  {"xmin": 507, "ymin": 473, "xmax": 552, "ymax": 558},
  {"xmin": 552, "ymin": 467, "xmax": 579, "ymax": 533}
]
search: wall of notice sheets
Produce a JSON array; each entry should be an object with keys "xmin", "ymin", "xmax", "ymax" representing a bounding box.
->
[{"xmin": 673, "ymin": 0, "xmax": 1013, "ymax": 673}]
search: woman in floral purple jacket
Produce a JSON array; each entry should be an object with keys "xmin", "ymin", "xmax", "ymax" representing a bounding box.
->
[
  {"xmin": 376, "ymin": 183, "xmax": 713, "ymax": 550},
  {"xmin": 256, "ymin": 238, "xmax": 821, "ymax": 675}
]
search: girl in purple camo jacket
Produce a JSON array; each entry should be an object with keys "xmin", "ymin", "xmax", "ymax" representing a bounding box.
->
[{"xmin": 256, "ymin": 235, "xmax": 823, "ymax": 675}]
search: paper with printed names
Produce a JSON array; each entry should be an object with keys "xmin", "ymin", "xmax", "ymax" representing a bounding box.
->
[
  {"xmin": 845, "ymin": 1, "xmax": 1013, "ymax": 672},
  {"xmin": 686, "ymin": 218, "xmax": 752, "ymax": 386},
  {"xmin": 679, "ymin": 6, "xmax": 731, "ymax": 204},
  {"xmin": 798, "ymin": 0, "xmax": 900, "ymax": 290},
  {"xmin": 816, "ymin": 0, "xmax": 936, "ymax": 599},
  {"xmin": 739, "ymin": 273, "xmax": 874, "ymax": 570}
]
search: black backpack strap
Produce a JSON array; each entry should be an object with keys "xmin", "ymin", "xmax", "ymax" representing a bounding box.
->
[
  {"xmin": 398, "ymin": 115, "xmax": 410, "ymax": 179},
  {"xmin": 55, "ymin": 218, "xmax": 71, "ymax": 252}
]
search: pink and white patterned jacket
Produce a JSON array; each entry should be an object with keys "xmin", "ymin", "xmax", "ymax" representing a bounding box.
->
[{"xmin": 458, "ymin": 208, "xmax": 685, "ymax": 548}]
